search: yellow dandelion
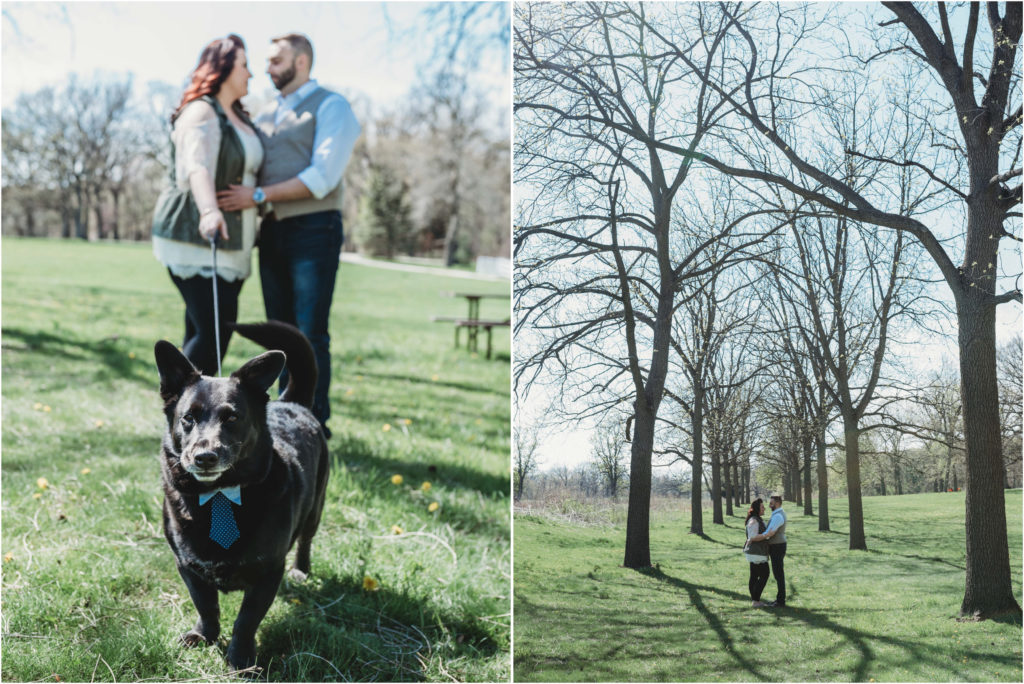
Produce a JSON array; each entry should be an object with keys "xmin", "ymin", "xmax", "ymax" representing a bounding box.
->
[
  {"xmin": 403, "ymin": 418, "xmax": 412, "ymax": 426},
  {"xmin": 32, "ymin": 493, "xmax": 42, "ymax": 500},
  {"xmin": 382, "ymin": 423, "xmax": 392, "ymax": 432},
  {"xmin": 428, "ymin": 502, "xmax": 440, "ymax": 513},
  {"xmin": 128, "ymin": 351, "xmax": 136, "ymax": 359},
  {"xmin": 33, "ymin": 402, "xmax": 43, "ymax": 410},
  {"xmin": 94, "ymin": 420, "xmax": 104, "ymax": 428},
  {"xmin": 474, "ymin": 418, "xmax": 483, "ymax": 426},
  {"xmin": 431, "ymin": 374, "xmax": 439, "ymax": 382},
  {"xmin": 3, "ymin": 553, "xmax": 12, "ymax": 563},
  {"xmin": 36, "ymin": 477, "xmax": 49, "ymax": 490},
  {"xmin": 290, "ymin": 598, "xmax": 302, "ymax": 605},
  {"xmin": 345, "ymin": 388, "xmax": 355, "ymax": 396},
  {"xmin": 80, "ymin": 468, "xmax": 91, "ymax": 475},
  {"xmin": 421, "ymin": 481, "xmax": 432, "ymax": 492},
  {"xmin": 356, "ymin": 375, "xmax": 364, "ymax": 382},
  {"xmin": 43, "ymin": 405, "xmax": 51, "ymax": 413},
  {"xmin": 391, "ymin": 525, "xmax": 403, "ymax": 535},
  {"xmin": 356, "ymin": 355, "xmax": 362, "ymax": 362},
  {"xmin": 362, "ymin": 575, "xmax": 380, "ymax": 591},
  {"xmin": 391, "ymin": 474, "xmax": 403, "ymax": 485}
]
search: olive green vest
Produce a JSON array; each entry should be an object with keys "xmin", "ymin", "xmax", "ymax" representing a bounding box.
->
[
  {"xmin": 151, "ymin": 96, "xmax": 251, "ymax": 249},
  {"xmin": 256, "ymin": 87, "xmax": 344, "ymax": 220}
]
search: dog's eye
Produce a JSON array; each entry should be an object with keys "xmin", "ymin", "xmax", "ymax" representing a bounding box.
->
[
  {"xmin": 225, "ymin": 414, "xmax": 238, "ymax": 423},
  {"xmin": 181, "ymin": 413, "xmax": 195, "ymax": 428}
]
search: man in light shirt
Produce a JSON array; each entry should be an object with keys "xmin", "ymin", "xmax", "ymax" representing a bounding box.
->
[
  {"xmin": 763, "ymin": 495, "xmax": 788, "ymax": 607},
  {"xmin": 218, "ymin": 33, "xmax": 361, "ymax": 439}
]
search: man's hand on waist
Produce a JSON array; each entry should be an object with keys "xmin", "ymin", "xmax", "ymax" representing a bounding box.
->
[{"xmin": 217, "ymin": 185, "xmax": 256, "ymax": 211}]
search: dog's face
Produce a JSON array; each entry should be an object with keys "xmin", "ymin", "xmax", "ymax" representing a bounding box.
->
[{"xmin": 154, "ymin": 342, "xmax": 285, "ymax": 488}]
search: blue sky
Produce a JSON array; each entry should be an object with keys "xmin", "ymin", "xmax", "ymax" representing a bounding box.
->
[{"xmin": 1, "ymin": 2, "xmax": 509, "ymax": 120}]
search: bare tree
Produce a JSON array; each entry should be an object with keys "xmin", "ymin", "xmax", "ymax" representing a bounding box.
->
[
  {"xmin": 514, "ymin": 423, "xmax": 541, "ymax": 502},
  {"xmin": 514, "ymin": 2, "xmax": 777, "ymax": 567},
  {"xmin": 591, "ymin": 418, "xmax": 629, "ymax": 498},
  {"xmin": 644, "ymin": 2, "xmax": 1021, "ymax": 617}
]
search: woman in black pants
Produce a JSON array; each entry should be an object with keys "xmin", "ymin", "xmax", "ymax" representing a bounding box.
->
[
  {"xmin": 151, "ymin": 34, "xmax": 263, "ymax": 375},
  {"xmin": 743, "ymin": 498, "xmax": 770, "ymax": 607}
]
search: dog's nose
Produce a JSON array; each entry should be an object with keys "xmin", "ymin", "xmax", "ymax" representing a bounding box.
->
[{"xmin": 193, "ymin": 451, "xmax": 219, "ymax": 469}]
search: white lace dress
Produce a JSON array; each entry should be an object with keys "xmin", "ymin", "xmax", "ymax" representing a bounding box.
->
[{"xmin": 152, "ymin": 99, "xmax": 263, "ymax": 281}]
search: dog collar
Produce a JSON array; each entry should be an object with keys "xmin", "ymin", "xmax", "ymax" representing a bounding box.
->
[{"xmin": 199, "ymin": 485, "xmax": 241, "ymax": 506}]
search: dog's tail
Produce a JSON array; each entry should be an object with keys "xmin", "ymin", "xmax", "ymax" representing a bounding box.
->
[{"xmin": 230, "ymin": 321, "xmax": 317, "ymax": 409}]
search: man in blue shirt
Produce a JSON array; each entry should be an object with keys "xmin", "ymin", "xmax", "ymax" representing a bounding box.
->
[
  {"xmin": 218, "ymin": 33, "xmax": 361, "ymax": 438},
  {"xmin": 762, "ymin": 495, "xmax": 788, "ymax": 607}
]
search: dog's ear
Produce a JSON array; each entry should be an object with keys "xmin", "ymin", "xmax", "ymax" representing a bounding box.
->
[
  {"xmin": 154, "ymin": 341, "xmax": 200, "ymax": 401},
  {"xmin": 231, "ymin": 351, "xmax": 286, "ymax": 395}
]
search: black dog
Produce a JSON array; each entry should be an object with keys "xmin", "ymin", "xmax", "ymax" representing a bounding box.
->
[{"xmin": 154, "ymin": 321, "xmax": 329, "ymax": 672}]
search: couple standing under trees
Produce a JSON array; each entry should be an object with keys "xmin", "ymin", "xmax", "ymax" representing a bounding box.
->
[{"xmin": 744, "ymin": 496, "xmax": 788, "ymax": 608}]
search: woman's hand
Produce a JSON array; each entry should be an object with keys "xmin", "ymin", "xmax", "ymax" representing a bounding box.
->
[{"xmin": 198, "ymin": 209, "xmax": 229, "ymax": 242}]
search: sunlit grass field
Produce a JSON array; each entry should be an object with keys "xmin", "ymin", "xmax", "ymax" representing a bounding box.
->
[
  {"xmin": 514, "ymin": 491, "xmax": 1023, "ymax": 682},
  {"xmin": 1, "ymin": 238, "xmax": 511, "ymax": 682}
]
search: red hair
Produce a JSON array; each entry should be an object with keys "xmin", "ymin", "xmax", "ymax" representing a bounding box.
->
[{"xmin": 172, "ymin": 34, "xmax": 247, "ymax": 122}]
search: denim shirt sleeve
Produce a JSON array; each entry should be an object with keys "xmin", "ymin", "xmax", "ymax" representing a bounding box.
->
[
  {"xmin": 296, "ymin": 93, "xmax": 362, "ymax": 199},
  {"xmin": 764, "ymin": 510, "xmax": 784, "ymax": 534}
]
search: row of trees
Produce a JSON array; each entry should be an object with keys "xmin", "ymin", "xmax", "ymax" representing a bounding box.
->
[
  {"xmin": 513, "ymin": 2, "xmax": 1021, "ymax": 619},
  {"xmin": 516, "ymin": 335, "xmax": 1022, "ymax": 503},
  {"xmin": 2, "ymin": 57, "xmax": 509, "ymax": 265}
]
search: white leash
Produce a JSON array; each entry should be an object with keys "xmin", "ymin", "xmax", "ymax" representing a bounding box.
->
[{"xmin": 210, "ymin": 236, "xmax": 222, "ymax": 377}]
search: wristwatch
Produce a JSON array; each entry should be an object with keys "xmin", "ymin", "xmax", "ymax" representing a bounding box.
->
[{"xmin": 252, "ymin": 187, "xmax": 267, "ymax": 206}]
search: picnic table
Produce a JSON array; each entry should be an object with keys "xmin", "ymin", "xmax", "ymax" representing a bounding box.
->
[{"xmin": 431, "ymin": 290, "xmax": 510, "ymax": 359}]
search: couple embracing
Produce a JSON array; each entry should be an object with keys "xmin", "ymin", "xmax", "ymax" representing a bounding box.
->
[
  {"xmin": 152, "ymin": 33, "xmax": 360, "ymax": 439},
  {"xmin": 743, "ymin": 495, "xmax": 787, "ymax": 608}
]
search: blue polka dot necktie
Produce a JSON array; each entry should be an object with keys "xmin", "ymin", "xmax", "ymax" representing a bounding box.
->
[{"xmin": 200, "ymin": 487, "xmax": 241, "ymax": 549}]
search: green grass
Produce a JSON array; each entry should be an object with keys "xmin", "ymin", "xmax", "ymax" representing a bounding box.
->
[
  {"xmin": 1, "ymin": 238, "xmax": 511, "ymax": 682},
  {"xmin": 514, "ymin": 491, "xmax": 1023, "ymax": 682}
]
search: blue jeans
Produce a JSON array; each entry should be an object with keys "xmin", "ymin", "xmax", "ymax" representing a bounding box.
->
[{"xmin": 258, "ymin": 210, "xmax": 343, "ymax": 428}]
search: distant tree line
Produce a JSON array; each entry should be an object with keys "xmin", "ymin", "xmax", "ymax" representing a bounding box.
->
[{"xmin": 2, "ymin": 71, "xmax": 510, "ymax": 265}]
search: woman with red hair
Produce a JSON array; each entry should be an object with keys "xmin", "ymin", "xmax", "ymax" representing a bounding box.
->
[{"xmin": 151, "ymin": 34, "xmax": 263, "ymax": 375}]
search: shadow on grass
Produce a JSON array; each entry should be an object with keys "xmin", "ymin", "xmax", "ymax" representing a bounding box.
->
[
  {"xmin": 864, "ymin": 547, "xmax": 965, "ymax": 572},
  {"xmin": 637, "ymin": 566, "xmax": 769, "ymax": 681},
  {"xmin": 331, "ymin": 432, "xmax": 508, "ymax": 499},
  {"xmin": 638, "ymin": 565, "xmax": 1014, "ymax": 683},
  {"xmin": 2, "ymin": 327, "xmax": 156, "ymax": 387},
  {"xmin": 355, "ymin": 370, "xmax": 508, "ymax": 398},
  {"xmin": 256, "ymin": 572, "xmax": 504, "ymax": 681}
]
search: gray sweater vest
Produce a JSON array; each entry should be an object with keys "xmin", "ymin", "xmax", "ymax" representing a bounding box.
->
[
  {"xmin": 768, "ymin": 510, "xmax": 787, "ymax": 545},
  {"xmin": 256, "ymin": 87, "xmax": 344, "ymax": 220}
]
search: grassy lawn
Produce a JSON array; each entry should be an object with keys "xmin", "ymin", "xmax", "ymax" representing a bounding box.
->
[
  {"xmin": 514, "ymin": 492, "xmax": 1023, "ymax": 682},
  {"xmin": 1, "ymin": 238, "xmax": 510, "ymax": 682}
]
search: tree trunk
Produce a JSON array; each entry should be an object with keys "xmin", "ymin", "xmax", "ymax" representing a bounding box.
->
[
  {"xmin": 957, "ymin": 290, "xmax": 1021, "ymax": 617},
  {"xmin": 816, "ymin": 433, "xmax": 829, "ymax": 532},
  {"xmin": 689, "ymin": 396, "xmax": 704, "ymax": 535},
  {"xmin": 724, "ymin": 457, "xmax": 734, "ymax": 517},
  {"xmin": 734, "ymin": 461, "xmax": 743, "ymax": 508},
  {"xmin": 843, "ymin": 416, "xmax": 867, "ymax": 550},
  {"xmin": 803, "ymin": 433, "xmax": 813, "ymax": 515},
  {"xmin": 711, "ymin": 445, "xmax": 723, "ymax": 524}
]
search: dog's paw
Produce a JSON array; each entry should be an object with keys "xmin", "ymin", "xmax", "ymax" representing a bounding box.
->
[
  {"xmin": 179, "ymin": 630, "xmax": 214, "ymax": 648},
  {"xmin": 287, "ymin": 567, "xmax": 309, "ymax": 584},
  {"xmin": 226, "ymin": 639, "xmax": 258, "ymax": 674}
]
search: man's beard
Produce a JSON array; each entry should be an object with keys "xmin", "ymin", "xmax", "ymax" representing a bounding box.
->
[{"xmin": 271, "ymin": 63, "xmax": 296, "ymax": 91}]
